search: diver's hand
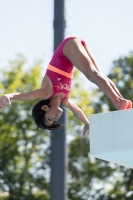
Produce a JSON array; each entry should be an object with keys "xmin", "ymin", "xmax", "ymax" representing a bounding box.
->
[
  {"xmin": 0, "ymin": 95, "xmax": 12, "ymax": 111},
  {"xmin": 82, "ymin": 123, "xmax": 89, "ymax": 138}
]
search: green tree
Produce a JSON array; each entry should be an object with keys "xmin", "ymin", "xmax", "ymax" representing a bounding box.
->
[
  {"xmin": 68, "ymin": 137, "xmax": 120, "ymax": 200},
  {"xmin": 67, "ymin": 53, "xmax": 133, "ymax": 200},
  {"xmin": 92, "ymin": 52, "xmax": 133, "ymax": 199},
  {"xmin": 0, "ymin": 56, "xmax": 96, "ymax": 200},
  {"xmin": 0, "ymin": 55, "xmax": 50, "ymax": 200},
  {"xmin": 2, "ymin": 53, "xmax": 133, "ymax": 200},
  {"xmin": 67, "ymin": 70, "xmax": 117, "ymax": 200}
]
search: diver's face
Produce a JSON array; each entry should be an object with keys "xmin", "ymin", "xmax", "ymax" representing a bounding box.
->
[{"xmin": 41, "ymin": 105, "xmax": 63, "ymax": 126}]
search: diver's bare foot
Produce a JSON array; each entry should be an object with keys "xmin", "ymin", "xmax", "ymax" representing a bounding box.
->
[
  {"xmin": 126, "ymin": 100, "xmax": 132, "ymax": 109},
  {"xmin": 115, "ymin": 99, "xmax": 129, "ymax": 110}
]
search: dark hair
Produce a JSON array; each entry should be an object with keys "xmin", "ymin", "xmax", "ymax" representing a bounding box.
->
[{"xmin": 32, "ymin": 99, "xmax": 63, "ymax": 130}]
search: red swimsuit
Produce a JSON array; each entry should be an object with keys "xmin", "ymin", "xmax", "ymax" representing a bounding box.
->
[{"xmin": 46, "ymin": 36, "xmax": 85, "ymax": 100}]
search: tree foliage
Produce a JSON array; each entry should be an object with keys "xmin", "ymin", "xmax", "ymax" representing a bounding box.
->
[
  {"xmin": 67, "ymin": 53, "xmax": 133, "ymax": 200},
  {"xmin": 0, "ymin": 55, "xmax": 50, "ymax": 200},
  {"xmin": 93, "ymin": 52, "xmax": 133, "ymax": 199},
  {"xmin": 1, "ymin": 53, "xmax": 133, "ymax": 200}
]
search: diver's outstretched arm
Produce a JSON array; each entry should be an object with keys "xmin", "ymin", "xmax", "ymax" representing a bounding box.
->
[
  {"xmin": 0, "ymin": 88, "xmax": 48, "ymax": 111},
  {"xmin": 61, "ymin": 99, "xmax": 90, "ymax": 137}
]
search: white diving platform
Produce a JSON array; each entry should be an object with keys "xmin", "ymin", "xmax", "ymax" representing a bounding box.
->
[{"xmin": 89, "ymin": 109, "xmax": 133, "ymax": 168}]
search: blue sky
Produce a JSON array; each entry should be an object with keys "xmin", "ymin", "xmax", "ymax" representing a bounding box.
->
[{"xmin": 0, "ymin": 0, "xmax": 133, "ymax": 88}]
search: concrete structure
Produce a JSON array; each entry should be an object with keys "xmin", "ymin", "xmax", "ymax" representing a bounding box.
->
[{"xmin": 90, "ymin": 109, "xmax": 133, "ymax": 168}]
